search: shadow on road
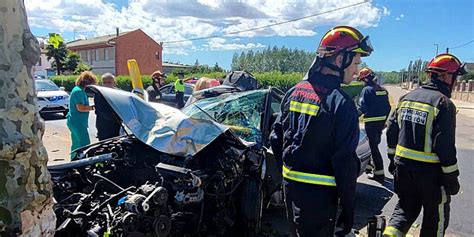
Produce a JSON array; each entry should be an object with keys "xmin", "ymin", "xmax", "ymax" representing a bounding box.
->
[
  {"xmin": 40, "ymin": 113, "xmax": 66, "ymax": 121},
  {"xmin": 258, "ymin": 178, "xmax": 396, "ymax": 236},
  {"xmin": 354, "ymin": 178, "xmax": 395, "ymax": 231}
]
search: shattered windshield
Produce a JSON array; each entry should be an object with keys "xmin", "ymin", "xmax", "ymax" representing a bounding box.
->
[{"xmin": 182, "ymin": 90, "xmax": 266, "ymax": 143}]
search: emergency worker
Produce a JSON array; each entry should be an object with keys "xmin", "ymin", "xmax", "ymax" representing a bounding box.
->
[
  {"xmin": 174, "ymin": 72, "xmax": 185, "ymax": 108},
  {"xmin": 270, "ymin": 26, "xmax": 373, "ymax": 236},
  {"xmin": 357, "ymin": 67, "xmax": 391, "ymax": 182},
  {"xmin": 383, "ymin": 54, "xmax": 466, "ymax": 236},
  {"xmin": 146, "ymin": 70, "xmax": 166, "ymax": 102}
]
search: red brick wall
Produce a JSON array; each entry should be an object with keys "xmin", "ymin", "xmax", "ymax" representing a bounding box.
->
[{"xmin": 115, "ymin": 29, "xmax": 163, "ymax": 75}]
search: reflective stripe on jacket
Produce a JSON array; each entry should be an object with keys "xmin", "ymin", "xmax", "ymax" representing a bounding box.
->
[
  {"xmin": 358, "ymin": 84, "xmax": 391, "ymax": 123},
  {"xmin": 283, "ymin": 165, "xmax": 336, "ymax": 186},
  {"xmin": 270, "ymin": 72, "xmax": 359, "ymax": 213},
  {"xmin": 386, "ymin": 81, "xmax": 459, "ymax": 176}
]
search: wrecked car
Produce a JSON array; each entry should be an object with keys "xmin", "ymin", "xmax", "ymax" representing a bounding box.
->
[
  {"xmin": 48, "ymin": 85, "xmax": 371, "ymax": 236},
  {"xmin": 48, "ymin": 86, "xmax": 280, "ymax": 237}
]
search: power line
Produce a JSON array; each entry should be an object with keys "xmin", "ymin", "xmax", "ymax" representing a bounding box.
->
[
  {"xmin": 449, "ymin": 39, "xmax": 474, "ymax": 50},
  {"xmin": 162, "ymin": 0, "xmax": 369, "ymax": 45}
]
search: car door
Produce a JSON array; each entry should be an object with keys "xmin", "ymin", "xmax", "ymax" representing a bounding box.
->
[
  {"xmin": 260, "ymin": 87, "xmax": 284, "ymax": 147},
  {"xmin": 184, "ymin": 84, "xmax": 194, "ymax": 102}
]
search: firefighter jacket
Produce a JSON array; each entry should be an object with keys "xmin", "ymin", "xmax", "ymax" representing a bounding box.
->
[
  {"xmin": 358, "ymin": 83, "xmax": 391, "ymax": 123},
  {"xmin": 270, "ymin": 73, "xmax": 360, "ymax": 211},
  {"xmin": 386, "ymin": 79, "xmax": 459, "ymax": 180}
]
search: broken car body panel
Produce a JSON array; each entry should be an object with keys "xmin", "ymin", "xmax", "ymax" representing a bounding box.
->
[{"xmin": 86, "ymin": 85, "xmax": 238, "ymax": 157}]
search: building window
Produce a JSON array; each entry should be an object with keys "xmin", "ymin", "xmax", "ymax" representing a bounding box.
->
[
  {"xmin": 97, "ymin": 49, "xmax": 104, "ymax": 61},
  {"xmin": 87, "ymin": 50, "xmax": 91, "ymax": 62},
  {"xmin": 107, "ymin": 47, "xmax": 115, "ymax": 60},
  {"xmin": 80, "ymin": 51, "xmax": 87, "ymax": 61},
  {"xmin": 95, "ymin": 49, "xmax": 99, "ymax": 61},
  {"xmin": 104, "ymin": 48, "xmax": 108, "ymax": 61}
]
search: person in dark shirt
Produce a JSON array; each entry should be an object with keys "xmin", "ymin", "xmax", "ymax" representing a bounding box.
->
[
  {"xmin": 146, "ymin": 70, "xmax": 166, "ymax": 102},
  {"xmin": 94, "ymin": 73, "xmax": 121, "ymax": 141}
]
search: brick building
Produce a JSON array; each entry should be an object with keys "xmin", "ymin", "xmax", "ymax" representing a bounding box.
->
[{"xmin": 67, "ymin": 29, "xmax": 162, "ymax": 75}]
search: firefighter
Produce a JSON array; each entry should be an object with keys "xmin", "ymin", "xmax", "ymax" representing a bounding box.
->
[
  {"xmin": 270, "ymin": 26, "xmax": 373, "ymax": 236},
  {"xmin": 383, "ymin": 54, "xmax": 466, "ymax": 236},
  {"xmin": 357, "ymin": 67, "xmax": 391, "ymax": 183}
]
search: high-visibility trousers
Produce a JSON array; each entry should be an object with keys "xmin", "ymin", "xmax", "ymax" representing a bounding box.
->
[
  {"xmin": 283, "ymin": 179, "xmax": 338, "ymax": 237},
  {"xmin": 384, "ymin": 165, "xmax": 450, "ymax": 237},
  {"xmin": 365, "ymin": 121, "xmax": 385, "ymax": 175}
]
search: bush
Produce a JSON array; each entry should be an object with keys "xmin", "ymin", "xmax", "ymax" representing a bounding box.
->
[
  {"xmin": 461, "ymin": 72, "xmax": 474, "ymax": 82},
  {"xmin": 73, "ymin": 63, "xmax": 91, "ymax": 75},
  {"xmin": 50, "ymin": 71, "xmax": 363, "ymax": 99}
]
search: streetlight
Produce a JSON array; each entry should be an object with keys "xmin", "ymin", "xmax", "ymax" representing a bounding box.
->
[{"xmin": 434, "ymin": 43, "xmax": 439, "ymax": 55}]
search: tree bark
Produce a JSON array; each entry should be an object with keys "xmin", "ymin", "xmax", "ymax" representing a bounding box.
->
[{"xmin": 0, "ymin": 0, "xmax": 56, "ymax": 236}]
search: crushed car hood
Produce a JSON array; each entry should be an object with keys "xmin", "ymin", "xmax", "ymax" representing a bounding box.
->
[{"xmin": 87, "ymin": 85, "xmax": 237, "ymax": 157}]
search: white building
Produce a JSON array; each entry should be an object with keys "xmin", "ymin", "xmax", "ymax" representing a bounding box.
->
[{"xmin": 33, "ymin": 40, "xmax": 53, "ymax": 78}]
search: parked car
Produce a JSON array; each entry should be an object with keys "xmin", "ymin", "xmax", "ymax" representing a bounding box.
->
[
  {"xmin": 34, "ymin": 74, "xmax": 47, "ymax": 80},
  {"xmin": 157, "ymin": 83, "xmax": 194, "ymax": 107},
  {"xmin": 48, "ymin": 86, "xmax": 278, "ymax": 236},
  {"xmin": 35, "ymin": 79, "xmax": 69, "ymax": 117}
]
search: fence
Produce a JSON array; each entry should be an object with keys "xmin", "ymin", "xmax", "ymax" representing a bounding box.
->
[{"xmin": 452, "ymin": 80, "xmax": 474, "ymax": 103}]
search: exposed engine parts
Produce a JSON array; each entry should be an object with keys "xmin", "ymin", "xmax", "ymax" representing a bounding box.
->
[{"xmin": 49, "ymin": 135, "xmax": 278, "ymax": 236}]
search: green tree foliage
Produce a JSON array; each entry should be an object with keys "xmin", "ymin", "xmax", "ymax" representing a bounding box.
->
[
  {"xmin": 46, "ymin": 42, "xmax": 67, "ymax": 75},
  {"xmin": 378, "ymin": 71, "xmax": 400, "ymax": 84},
  {"xmin": 46, "ymin": 33, "xmax": 86, "ymax": 75},
  {"xmin": 50, "ymin": 72, "xmax": 363, "ymax": 99},
  {"xmin": 231, "ymin": 46, "xmax": 316, "ymax": 73},
  {"xmin": 461, "ymin": 72, "xmax": 474, "ymax": 81},
  {"xmin": 63, "ymin": 51, "xmax": 81, "ymax": 73},
  {"xmin": 175, "ymin": 59, "xmax": 226, "ymax": 75},
  {"xmin": 213, "ymin": 62, "xmax": 223, "ymax": 72},
  {"xmin": 73, "ymin": 63, "xmax": 91, "ymax": 75}
]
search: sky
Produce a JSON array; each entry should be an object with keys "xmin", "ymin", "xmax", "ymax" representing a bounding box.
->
[{"xmin": 26, "ymin": 0, "xmax": 474, "ymax": 72}]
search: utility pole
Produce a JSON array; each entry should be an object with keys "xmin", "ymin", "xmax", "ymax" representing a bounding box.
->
[{"xmin": 434, "ymin": 43, "xmax": 439, "ymax": 55}]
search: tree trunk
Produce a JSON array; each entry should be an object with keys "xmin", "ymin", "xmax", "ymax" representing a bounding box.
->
[
  {"xmin": 0, "ymin": 0, "xmax": 56, "ymax": 236},
  {"xmin": 55, "ymin": 57, "xmax": 61, "ymax": 76}
]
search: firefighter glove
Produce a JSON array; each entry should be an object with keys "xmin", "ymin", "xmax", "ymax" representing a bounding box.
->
[
  {"xmin": 388, "ymin": 153, "xmax": 396, "ymax": 175},
  {"xmin": 443, "ymin": 174, "xmax": 460, "ymax": 196}
]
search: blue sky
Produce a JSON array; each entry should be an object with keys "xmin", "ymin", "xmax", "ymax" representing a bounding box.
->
[{"xmin": 27, "ymin": 0, "xmax": 473, "ymax": 72}]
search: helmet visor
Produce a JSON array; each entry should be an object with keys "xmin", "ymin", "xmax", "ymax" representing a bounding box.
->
[
  {"xmin": 458, "ymin": 63, "xmax": 468, "ymax": 75},
  {"xmin": 351, "ymin": 36, "xmax": 373, "ymax": 56}
]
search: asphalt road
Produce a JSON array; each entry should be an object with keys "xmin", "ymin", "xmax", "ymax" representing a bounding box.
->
[{"xmin": 41, "ymin": 86, "xmax": 474, "ymax": 236}]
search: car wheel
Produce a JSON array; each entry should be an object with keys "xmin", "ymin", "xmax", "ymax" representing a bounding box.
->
[{"xmin": 238, "ymin": 176, "xmax": 263, "ymax": 237}]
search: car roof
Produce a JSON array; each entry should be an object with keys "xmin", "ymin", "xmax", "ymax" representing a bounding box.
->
[{"xmin": 35, "ymin": 79, "xmax": 55, "ymax": 84}]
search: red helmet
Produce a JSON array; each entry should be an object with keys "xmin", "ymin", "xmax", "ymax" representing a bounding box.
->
[
  {"xmin": 317, "ymin": 26, "xmax": 373, "ymax": 58},
  {"xmin": 426, "ymin": 54, "xmax": 467, "ymax": 86},
  {"xmin": 427, "ymin": 54, "xmax": 466, "ymax": 75},
  {"xmin": 358, "ymin": 67, "xmax": 375, "ymax": 81}
]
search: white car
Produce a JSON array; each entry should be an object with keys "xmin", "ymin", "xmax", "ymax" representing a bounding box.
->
[{"xmin": 35, "ymin": 80, "xmax": 69, "ymax": 117}]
